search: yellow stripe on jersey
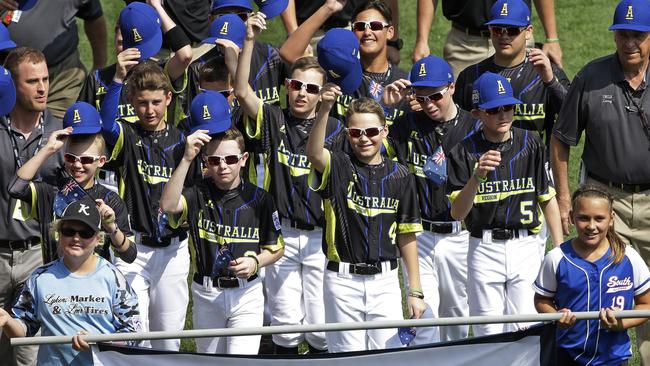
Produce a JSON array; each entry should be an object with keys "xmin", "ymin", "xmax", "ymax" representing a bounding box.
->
[
  {"xmin": 261, "ymin": 235, "xmax": 285, "ymax": 252},
  {"xmin": 308, "ymin": 151, "xmax": 331, "ymax": 192},
  {"xmin": 397, "ymin": 222, "xmax": 423, "ymax": 234},
  {"xmin": 346, "ymin": 182, "xmax": 399, "ymax": 217},
  {"xmin": 473, "ymin": 187, "xmax": 536, "ymax": 203},
  {"xmin": 26, "ymin": 182, "xmax": 38, "ymax": 220},
  {"xmin": 263, "ymin": 153, "xmax": 271, "ymax": 191},
  {"xmin": 197, "ymin": 228, "xmax": 260, "ymax": 244},
  {"xmin": 277, "ymin": 142, "xmax": 311, "ymax": 177},
  {"xmin": 136, "ymin": 159, "xmax": 172, "ymax": 185},
  {"xmin": 323, "ymin": 199, "xmax": 341, "ymax": 262},
  {"xmin": 383, "ymin": 138, "xmax": 397, "ymax": 161},
  {"xmin": 168, "ymin": 196, "xmax": 188, "ymax": 229},
  {"xmin": 244, "ymin": 104, "xmax": 263, "ymax": 140},
  {"xmin": 537, "ymin": 187, "xmax": 557, "ymax": 203},
  {"xmin": 109, "ymin": 123, "xmax": 125, "ymax": 162}
]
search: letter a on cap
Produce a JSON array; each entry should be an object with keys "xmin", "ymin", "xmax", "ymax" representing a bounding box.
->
[
  {"xmin": 626, "ymin": 5, "xmax": 634, "ymax": 20},
  {"xmin": 73, "ymin": 109, "xmax": 81, "ymax": 123},
  {"xmin": 202, "ymin": 105, "xmax": 211, "ymax": 120},
  {"xmin": 133, "ymin": 28, "xmax": 142, "ymax": 43},
  {"xmin": 500, "ymin": 3, "xmax": 509, "ymax": 16},
  {"xmin": 418, "ymin": 63, "xmax": 427, "ymax": 76},
  {"xmin": 220, "ymin": 22, "xmax": 229, "ymax": 35},
  {"xmin": 496, "ymin": 80, "xmax": 506, "ymax": 94}
]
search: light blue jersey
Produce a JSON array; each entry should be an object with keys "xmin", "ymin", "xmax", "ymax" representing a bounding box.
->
[
  {"xmin": 534, "ymin": 241, "xmax": 650, "ymax": 366},
  {"xmin": 11, "ymin": 256, "xmax": 140, "ymax": 366}
]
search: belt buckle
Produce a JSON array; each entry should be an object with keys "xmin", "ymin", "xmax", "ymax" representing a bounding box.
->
[
  {"xmin": 352, "ymin": 263, "xmax": 379, "ymax": 276},
  {"xmin": 216, "ymin": 277, "xmax": 228, "ymax": 289},
  {"xmin": 436, "ymin": 223, "xmax": 453, "ymax": 234},
  {"xmin": 492, "ymin": 228, "xmax": 512, "ymax": 241},
  {"xmin": 8, "ymin": 240, "xmax": 27, "ymax": 251}
]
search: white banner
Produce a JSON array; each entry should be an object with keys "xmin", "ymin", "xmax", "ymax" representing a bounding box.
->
[{"xmin": 92, "ymin": 324, "xmax": 554, "ymax": 366}]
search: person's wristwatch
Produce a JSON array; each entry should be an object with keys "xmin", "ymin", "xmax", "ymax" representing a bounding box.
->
[{"xmin": 387, "ymin": 38, "xmax": 403, "ymax": 50}]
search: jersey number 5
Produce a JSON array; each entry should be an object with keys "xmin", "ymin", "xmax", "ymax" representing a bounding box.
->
[{"xmin": 520, "ymin": 201, "xmax": 534, "ymax": 225}]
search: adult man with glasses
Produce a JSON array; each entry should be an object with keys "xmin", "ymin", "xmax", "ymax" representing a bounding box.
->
[
  {"xmin": 382, "ymin": 56, "xmax": 477, "ymax": 344},
  {"xmin": 551, "ymin": 1, "xmax": 650, "ymax": 362},
  {"xmin": 0, "ymin": 48, "xmax": 62, "ymax": 366},
  {"xmin": 412, "ymin": 0, "xmax": 562, "ymax": 78},
  {"xmin": 454, "ymin": 0, "xmax": 569, "ymax": 146}
]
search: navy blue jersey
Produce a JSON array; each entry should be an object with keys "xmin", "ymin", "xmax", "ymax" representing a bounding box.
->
[{"xmin": 534, "ymin": 241, "xmax": 650, "ymax": 365}]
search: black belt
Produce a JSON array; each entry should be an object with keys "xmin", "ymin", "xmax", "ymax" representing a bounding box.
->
[
  {"xmin": 452, "ymin": 22, "xmax": 491, "ymax": 37},
  {"xmin": 470, "ymin": 228, "xmax": 534, "ymax": 240},
  {"xmin": 282, "ymin": 218, "xmax": 315, "ymax": 231},
  {"xmin": 193, "ymin": 273, "xmax": 258, "ymax": 289},
  {"xmin": 140, "ymin": 232, "xmax": 188, "ymax": 247},
  {"xmin": 588, "ymin": 173, "xmax": 650, "ymax": 193},
  {"xmin": 422, "ymin": 221, "xmax": 454, "ymax": 234},
  {"xmin": 326, "ymin": 259, "xmax": 398, "ymax": 276},
  {"xmin": 0, "ymin": 237, "xmax": 40, "ymax": 250}
]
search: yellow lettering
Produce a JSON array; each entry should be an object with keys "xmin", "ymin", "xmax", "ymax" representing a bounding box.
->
[
  {"xmin": 496, "ymin": 80, "xmax": 506, "ymax": 94},
  {"xmin": 626, "ymin": 5, "xmax": 634, "ymax": 20},
  {"xmin": 73, "ymin": 109, "xmax": 81, "ymax": 123},
  {"xmin": 220, "ymin": 22, "xmax": 229, "ymax": 35},
  {"xmin": 132, "ymin": 28, "xmax": 142, "ymax": 43},
  {"xmin": 202, "ymin": 105, "xmax": 211, "ymax": 120},
  {"xmin": 418, "ymin": 62, "xmax": 427, "ymax": 76},
  {"xmin": 500, "ymin": 3, "xmax": 508, "ymax": 16}
]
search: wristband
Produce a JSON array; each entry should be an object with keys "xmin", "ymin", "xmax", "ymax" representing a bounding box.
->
[
  {"xmin": 408, "ymin": 291, "xmax": 424, "ymax": 299},
  {"xmin": 545, "ymin": 37, "xmax": 560, "ymax": 43},
  {"xmin": 164, "ymin": 26, "xmax": 190, "ymax": 52},
  {"xmin": 246, "ymin": 254, "xmax": 259, "ymax": 277},
  {"xmin": 473, "ymin": 167, "xmax": 488, "ymax": 183},
  {"xmin": 115, "ymin": 235, "xmax": 127, "ymax": 249}
]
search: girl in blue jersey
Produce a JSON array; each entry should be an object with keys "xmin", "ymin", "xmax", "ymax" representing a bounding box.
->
[{"xmin": 534, "ymin": 185, "xmax": 650, "ymax": 366}]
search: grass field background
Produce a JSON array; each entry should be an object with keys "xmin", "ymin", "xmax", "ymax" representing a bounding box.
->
[{"xmin": 76, "ymin": 0, "xmax": 634, "ymax": 361}]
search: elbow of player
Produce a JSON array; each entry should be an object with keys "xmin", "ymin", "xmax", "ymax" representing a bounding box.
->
[{"xmin": 450, "ymin": 204, "xmax": 467, "ymax": 221}]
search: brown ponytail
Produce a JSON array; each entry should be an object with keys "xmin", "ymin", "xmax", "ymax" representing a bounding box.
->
[{"xmin": 571, "ymin": 185, "xmax": 626, "ymax": 264}]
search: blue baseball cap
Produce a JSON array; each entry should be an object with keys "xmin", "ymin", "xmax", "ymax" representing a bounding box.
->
[
  {"xmin": 211, "ymin": 0, "xmax": 253, "ymax": 13},
  {"xmin": 410, "ymin": 56, "xmax": 454, "ymax": 88},
  {"xmin": 0, "ymin": 24, "xmax": 16, "ymax": 51},
  {"xmin": 485, "ymin": 0, "xmax": 531, "ymax": 27},
  {"xmin": 189, "ymin": 91, "xmax": 232, "ymax": 135},
  {"xmin": 317, "ymin": 29, "xmax": 362, "ymax": 94},
  {"xmin": 0, "ymin": 66, "xmax": 15, "ymax": 116},
  {"xmin": 18, "ymin": 0, "xmax": 38, "ymax": 11},
  {"xmin": 254, "ymin": 0, "xmax": 288, "ymax": 19},
  {"xmin": 203, "ymin": 14, "xmax": 246, "ymax": 48},
  {"xmin": 609, "ymin": 0, "xmax": 650, "ymax": 32},
  {"xmin": 63, "ymin": 102, "xmax": 102, "ymax": 135},
  {"xmin": 119, "ymin": 3, "xmax": 163, "ymax": 60},
  {"xmin": 472, "ymin": 72, "xmax": 522, "ymax": 109}
]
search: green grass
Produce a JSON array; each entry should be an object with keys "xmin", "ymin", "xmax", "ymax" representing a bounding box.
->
[{"xmin": 77, "ymin": 0, "xmax": 637, "ymax": 362}]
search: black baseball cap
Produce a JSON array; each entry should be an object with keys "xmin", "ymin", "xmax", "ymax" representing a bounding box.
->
[{"xmin": 60, "ymin": 199, "xmax": 101, "ymax": 232}]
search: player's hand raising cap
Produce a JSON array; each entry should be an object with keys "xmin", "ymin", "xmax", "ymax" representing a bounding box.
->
[
  {"xmin": 203, "ymin": 14, "xmax": 247, "ymax": 48},
  {"xmin": 609, "ymin": 0, "xmax": 650, "ymax": 32},
  {"xmin": 472, "ymin": 72, "xmax": 522, "ymax": 110},
  {"xmin": 119, "ymin": 2, "xmax": 163, "ymax": 60},
  {"xmin": 189, "ymin": 91, "xmax": 232, "ymax": 135},
  {"xmin": 63, "ymin": 102, "xmax": 102, "ymax": 135},
  {"xmin": 317, "ymin": 29, "xmax": 363, "ymax": 95}
]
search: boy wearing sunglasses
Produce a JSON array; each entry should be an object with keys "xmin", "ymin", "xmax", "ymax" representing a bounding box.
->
[
  {"xmin": 280, "ymin": 0, "xmax": 409, "ymax": 126},
  {"xmin": 233, "ymin": 13, "xmax": 345, "ymax": 355},
  {"xmin": 160, "ymin": 91, "xmax": 284, "ymax": 355},
  {"xmin": 0, "ymin": 199, "xmax": 140, "ymax": 366},
  {"xmin": 454, "ymin": 0, "xmax": 569, "ymax": 145},
  {"xmin": 307, "ymin": 89, "xmax": 425, "ymax": 352},
  {"xmin": 447, "ymin": 72, "xmax": 563, "ymax": 336},
  {"xmin": 8, "ymin": 102, "xmax": 136, "ymax": 265},
  {"xmin": 382, "ymin": 56, "xmax": 478, "ymax": 344}
]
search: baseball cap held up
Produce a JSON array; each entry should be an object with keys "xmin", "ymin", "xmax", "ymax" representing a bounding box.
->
[
  {"xmin": 119, "ymin": 2, "xmax": 163, "ymax": 60},
  {"xmin": 0, "ymin": 24, "xmax": 16, "ymax": 51},
  {"xmin": 410, "ymin": 55, "xmax": 454, "ymax": 88},
  {"xmin": 254, "ymin": 0, "xmax": 288, "ymax": 19},
  {"xmin": 203, "ymin": 14, "xmax": 246, "ymax": 49},
  {"xmin": 485, "ymin": 0, "xmax": 531, "ymax": 27},
  {"xmin": 189, "ymin": 91, "xmax": 232, "ymax": 135},
  {"xmin": 63, "ymin": 102, "xmax": 102, "ymax": 135},
  {"xmin": 317, "ymin": 29, "xmax": 362, "ymax": 95},
  {"xmin": 472, "ymin": 72, "xmax": 522, "ymax": 109},
  {"xmin": 609, "ymin": 0, "xmax": 650, "ymax": 32},
  {"xmin": 60, "ymin": 198, "xmax": 102, "ymax": 233},
  {"xmin": 0, "ymin": 66, "xmax": 15, "ymax": 116}
]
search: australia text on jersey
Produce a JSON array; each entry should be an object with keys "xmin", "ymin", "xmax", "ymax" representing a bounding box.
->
[
  {"xmin": 198, "ymin": 210, "xmax": 260, "ymax": 244},
  {"xmin": 136, "ymin": 159, "xmax": 173, "ymax": 184},
  {"xmin": 346, "ymin": 182, "xmax": 399, "ymax": 217},
  {"xmin": 474, "ymin": 177, "xmax": 535, "ymax": 203},
  {"xmin": 406, "ymin": 141, "xmax": 429, "ymax": 178},
  {"xmin": 513, "ymin": 103, "xmax": 545, "ymax": 121},
  {"xmin": 277, "ymin": 140, "xmax": 310, "ymax": 177}
]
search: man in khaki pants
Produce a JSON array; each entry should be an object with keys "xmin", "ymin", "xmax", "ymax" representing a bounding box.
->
[
  {"xmin": 411, "ymin": 0, "xmax": 562, "ymax": 78},
  {"xmin": 551, "ymin": 0, "xmax": 650, "ymax": 364}
]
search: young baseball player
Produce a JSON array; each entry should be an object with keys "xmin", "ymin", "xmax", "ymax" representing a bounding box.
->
[
  {"xmin": 234, "ymin": 13, "xmax": 345, "ymax": 355},
  {"xmin": 8, "ymin": 102, "xmax": 136, "ymax": 264},
  {"xmin": 307, "ymin": 89, "xmax": 426, "ymax": 352},
  {"xmin": 454, "ymin": 0, "xmax": 569, "ymax": 144},
  {"xmin": 160, "ymin": 92, "xmax": 284, "ymax": 354},
  {"xmin": 0, "ymin": 199, "xmax": 140, "ymax": 366},
  {"xmin": 534, "ymin": 185, "xmax": 650, "ymax": 366},
  {"xmin": 99, "ymin": 53, "xmax": 200, "ymax": 351},
  {"xmin": 383, "ymin": 55, "xmax": 478, "ymax": 343},
  {"xmin": 280, "ymin": 0, "xmax": 408, "ymax": 125},
  {"xmin": 447, "ymin": 72, "xmax": 563, "ymax": 336}
]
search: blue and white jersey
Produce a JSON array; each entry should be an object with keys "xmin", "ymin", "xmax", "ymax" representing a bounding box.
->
[
  {"xmin": 534, "ymin": 241, "xmax": 650, "ymax": 366},
  {"xmin": 11, "ymin": 256, "xmax": 140, "ymax": 366}
]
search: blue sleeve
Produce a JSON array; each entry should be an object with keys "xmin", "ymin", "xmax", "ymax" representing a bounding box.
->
[
  {"xmin": 100, "ymin": 81, "xmax": 123, "ymax": 146},
  {"xmin": 11, "ymin": 274, "xmax": 41, "ymax": 337}
]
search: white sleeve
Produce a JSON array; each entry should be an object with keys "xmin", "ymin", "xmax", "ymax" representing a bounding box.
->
[
  {"xmin": 626, "ymin": 246, "xmax": 650, "ymax": 296},
  {"xmin": 533, "ymin": 247, "xmax": 563, "ymax": 298}
]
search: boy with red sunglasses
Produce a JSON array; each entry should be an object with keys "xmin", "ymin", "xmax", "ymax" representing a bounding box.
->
[
  {"xmin": 454, "ymin": 0, "xmax": 569, "ymax": 145},
  {"xmin": 447, "ymin": 72, "xmax": 563, "ymax": 336},
  {"xmin": 233, "ymin": 13, "xmax": 345, "ymax": 355}
]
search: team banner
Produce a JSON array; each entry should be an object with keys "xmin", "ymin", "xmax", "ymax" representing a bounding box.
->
[{"xmin": 92, "ymin": 324, "xmax": 556, "ymax": 366}]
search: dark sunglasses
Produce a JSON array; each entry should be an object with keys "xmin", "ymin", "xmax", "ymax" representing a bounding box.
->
[
  {"xmin": 347, "ymin": 126, "xmax": 385, "ymax": 138},
  {"xmin": 285, "ymin": 79, "xmax": 322, "ymax": 95},
  {"xmin": 488, "ymin": 26, "xmax": 527, "ymax": 37},
  {"xmin": 482, "ymin": 105, "xmax": 516, "ymax": 115},
  {"xmin": 205, "ymin": 154, "xmax": 244, "ymax": 166},
  {"xmin": 352, "ymin": 21, "xmax": 390, "ymax": 32},
  {"xmin": 60, "ymin": 227, "xmax": 96, "ymax": 239},
  {"xmin": 64, "ymin": 153, "xmax": 101, "ymax": 165},
  {"xmin": 414, "ymin": 86, "xmax": 450, "ymax": 103}
]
